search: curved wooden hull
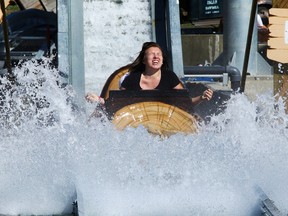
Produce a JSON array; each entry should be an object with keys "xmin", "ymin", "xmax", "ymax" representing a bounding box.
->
[
  {"xmin": 103, "ymin": 89, "xmax": 200, "ymax": 136},
  {"xmin": 112, "ymin": 101, "xmax": 199, "ymax": 136}
]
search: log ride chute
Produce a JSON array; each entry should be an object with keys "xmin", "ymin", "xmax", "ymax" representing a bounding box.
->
[{"xmin": 99, "ymin": 66, "xmax": 203, "ymax": 136}]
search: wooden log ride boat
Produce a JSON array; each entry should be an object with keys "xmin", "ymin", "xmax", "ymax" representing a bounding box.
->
[
  {"xmin": 105, "ymin": 90, "xmax": 200, "ymax": 136},
  {"xmin": 98, "ymin": 65, "xmax": 206, "ymax": 136}
]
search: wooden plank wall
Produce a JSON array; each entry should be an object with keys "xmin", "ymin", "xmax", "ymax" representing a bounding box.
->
[
  {"xmin": 267, "ymin": 0, "xmax": 288, "ymax": 63},
  {"xmin": 41, "ymin": 0, "xmax": 56, "ymax": 12},
  {"xmin": 273, "ymin": 0, "xmax": 288, "ymax": 8},
  {"xmin": 1, "ymin": 0, "xmax": 56, "ymax": 22},
  {"xmin": 15, "ymin": 0, "xmax": 56, "ymax": 12},
  {"xmin": 267, "ymin": 8, "xmax": 288, "ymax": 63}
]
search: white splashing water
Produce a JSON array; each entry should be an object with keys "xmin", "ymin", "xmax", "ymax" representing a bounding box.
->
[
  {"xmin": 1, "ymin": 0, "xmax": 288, "ymax": 216},
  {"xmin": 1, "ymin": 64, "xmax": 288, "ymax": 215},
  {"xmin": 1, "ymin": 60, "xmax": 288, "ymax": 216}
]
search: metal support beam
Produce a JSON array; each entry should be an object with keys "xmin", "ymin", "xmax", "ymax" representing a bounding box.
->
[
  {"xmin": 222, "ymin": 0, "xmax": 252, "ymax": 73},
  {"xmin": 150, "ymin": 0, "xmax": 156, "ymax": 42},
  {"xmin": 57, "ymin": 0, "xmax": 85, "ymax": 107},
  {"xmin": 240, "ymin": 0, "xmax": 258, "ymax": 92},
  {"xmin": 213, "ymin": 0, "xmax": 273, "ymax": 77},
  {"xmin": 167, "ymin": 0, "xmax": 184, "ymax": 77}
]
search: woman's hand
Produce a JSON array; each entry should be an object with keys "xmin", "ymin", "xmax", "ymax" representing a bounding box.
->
[
  {"xmin": 85, "ymin": 93, "xmax": 105, "ymax": 104},
  {"xmin": 201, "ymin": 89, "xmax": 213, "ymax": 101}
]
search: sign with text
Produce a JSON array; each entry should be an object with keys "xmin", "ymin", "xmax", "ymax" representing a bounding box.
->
[{"xmin": 190, "ymin": 0, "xmax": 223, "ymax": 20}]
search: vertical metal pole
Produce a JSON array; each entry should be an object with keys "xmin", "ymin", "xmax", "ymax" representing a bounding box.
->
[
  {"xmin": 214, "ymin": 0, "xmax": 272, "ymax": 77},
  {"xmin": 222, "ymin": 0, "xmax": 254, "ymax": 73},
  {"xmin": 240, "ymin": 0, "xmax": 258, "ymax": 92},
  {"xmin": 39, "ymin": 0, "xmax": 47, "ymax": 11},
  {"xmin": 58, "ymin": 0, "xmax": 85, "ymax": 107},
  {"xmin": 150, "ymin": 0, "xmax": 156, "ymax": 42},
  {"xmin": 69, "ymin": 0, "xmax": 85, "ymax": 102},
  {"xmin": 167, "ymin": 0, "xmax": 184, "ymax": 77},
  {"xmin": 57, "ymin": 0, "xmax": 69, "ymax": 77},
  {"xmin": 14, "ymin": 0, "xmax": 25, "ymax": 10},
  {"xmin": 223, "ymin": 0, "xmax": 251, "ymax": 74}
]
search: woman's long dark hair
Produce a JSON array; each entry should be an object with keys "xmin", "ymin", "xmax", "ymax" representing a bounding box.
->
[{"xmin": 128, "ymin": 42, "xmax": 170, "ymax": 73}]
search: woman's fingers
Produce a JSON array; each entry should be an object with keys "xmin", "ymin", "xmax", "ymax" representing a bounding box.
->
[
  {"xmin": 86, "ymin": 93, "xmax": 105, "ymax": 104},
  {"xmin": 86, "ymin": 93, "xmax": 100, "ymax": 103},
  {"xmin": 202, "ymin": 89, "xmax": 213, "ymax": 100}
]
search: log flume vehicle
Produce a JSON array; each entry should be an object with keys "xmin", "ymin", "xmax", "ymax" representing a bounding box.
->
[
  {"xmin": 97, "ymin": 65, "xmax": 201, "ymax": 137},
  {"xmin": 95, "ymin": 65, "xmax": 229, "ymax": 137}
]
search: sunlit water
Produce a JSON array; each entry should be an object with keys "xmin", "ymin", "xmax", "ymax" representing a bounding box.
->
[
  {"xmin": 1, "ymin": 0, "xmax": 288, "ymax": 216},
  {"xmin": 1, "ymin": 58, "xmax": 288, "ymax": 216}
]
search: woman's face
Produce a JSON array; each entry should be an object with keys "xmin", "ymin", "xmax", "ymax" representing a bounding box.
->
[{"xmin": 143, "ymin": 46, "xmax": 163, "ymax": 70}]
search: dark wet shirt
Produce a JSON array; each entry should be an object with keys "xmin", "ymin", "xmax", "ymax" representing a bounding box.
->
[{"xmin": 120, "ymin": 70, "xmax": 181, "ymax": 90}]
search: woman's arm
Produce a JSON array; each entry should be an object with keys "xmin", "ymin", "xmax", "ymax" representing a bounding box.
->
[
  {"xmin": 173, "ymin": 83, "xmax": 184, "ymax": 89},
  {"xmin": 173, "ymin": 84, "xmax": 213, "ymax": 105},
  {"xmin": 85, "ymin": 93, "xmax": 105, "ymax": 104},
  {"xmin": 191, "ymin": 89, "xmax": 213, "ymax": 105}
]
